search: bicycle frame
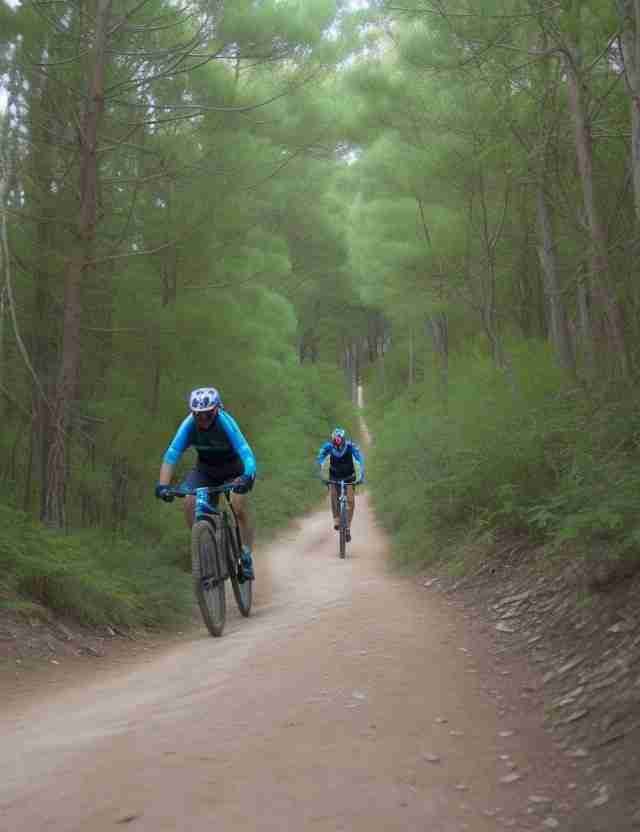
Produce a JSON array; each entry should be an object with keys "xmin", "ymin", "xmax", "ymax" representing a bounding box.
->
[
  {"xmin": 321, "ymin": 478, "xmax": 361, "ymax": 558},
  {"xmin": 194, "ymin": 485, "xmax": 237, "ymax": 527},
  {"xmin": 163, "ymin": 482, "xmax": 251, "ymax": 635},
  {"xmin": 335, "ymin": 480, "xmax": 349, "ymax": 519},
  {"xmin": 167, "ymin": 484, "xmax": 239, "ymax": 537}
]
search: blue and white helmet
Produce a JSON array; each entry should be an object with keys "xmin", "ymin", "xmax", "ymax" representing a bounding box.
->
[
  {"xmin": 189, "ymin": 387, "xmax": 221, "ymax": 413},
  {"xmin": 331, "ymin": 427, "xmax": 347, "ymax": 456}
]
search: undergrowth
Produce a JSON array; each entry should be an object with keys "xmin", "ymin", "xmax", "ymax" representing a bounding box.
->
[
  {"xmin": 364, "ymin": 341, "xmax": 640, "ymax": 572},
  {"xmin": 0, "ymin": 504, "xmax": 192, "ymax": 630}
]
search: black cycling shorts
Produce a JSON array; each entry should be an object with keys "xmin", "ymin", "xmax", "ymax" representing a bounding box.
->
[{"xmin": 180, "ymin": 462, "xmax": 255, "ymax": 495}]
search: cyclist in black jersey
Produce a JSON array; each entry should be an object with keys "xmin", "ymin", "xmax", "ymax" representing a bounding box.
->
[{"xmin": 316, "ymin": 427, "xmax": 365, "ymax": 542}]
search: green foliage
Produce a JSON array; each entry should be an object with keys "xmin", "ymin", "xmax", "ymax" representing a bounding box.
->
[
  {"xmin": 0, "ymin": 505, "xmax": 192, "ymax": 629},
  {"xmin": 5, "ymin": 0, "xmax": 640, "ymax": 623},
  {"xmin": 340, "ymin": 0, "xmax": 640, "ymax": 578},
  {"xmin": 1, "ymin": 0, "xmax": 368, "ymax": 630},
  {"xmin": 364, "ymin": 341, "xmax": 640, "ymax": 566},
  {"xmin": 219, "ymin": 0, "xmax": 338, "ymax": 50},
  {"xmin": 543, "ymin": 390, "xmax": 640, "ymax": 556}
]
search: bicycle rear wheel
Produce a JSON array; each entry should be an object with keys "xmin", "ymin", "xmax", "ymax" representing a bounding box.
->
[
  {"xmin": 339, "ymin": 502, "xmax": 347, "ymax": 559},
  {"xmin": 225, "ymin": 522, "xmax": 252, "ymax": 617},
  {"xmin": 191, "ymin": 519, "xmax": 226, "ymax": 637}
]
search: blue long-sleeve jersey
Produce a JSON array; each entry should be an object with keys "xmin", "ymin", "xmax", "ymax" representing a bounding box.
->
[
  {"xmin": 316, "ymin": 440, "xmax": 364, "ymax": 482},
  {"xmin": 163, "ymin": 410, "xmax": 256, "ymax": 478}
]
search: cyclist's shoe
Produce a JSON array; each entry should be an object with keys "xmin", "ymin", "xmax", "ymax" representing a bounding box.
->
[
  {"xmin": 345, "ymin": 528, "xmax": 351, "ymax": 543},
  {"xmin": 240, "ymin": 548, "xmax": 255, "ymax": 581}
]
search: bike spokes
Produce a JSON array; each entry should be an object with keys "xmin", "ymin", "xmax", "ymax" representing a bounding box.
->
[{"xmin": 191, "ymin": 520, "xmax": 226, "ymax": 637}]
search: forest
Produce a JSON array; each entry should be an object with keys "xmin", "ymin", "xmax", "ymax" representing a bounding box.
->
[{"xmin": 1, "ymin": 0, "xmax": 639, "ymax": 628}]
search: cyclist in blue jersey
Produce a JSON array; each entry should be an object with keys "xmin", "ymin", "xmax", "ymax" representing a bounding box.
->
[
  {"xmin": 316, "ymin": 427, "xmax": 364, "ymax": 542},
  {"xmin": 155, "ymin": 387, "xmax": 256, "ymax": 580}
]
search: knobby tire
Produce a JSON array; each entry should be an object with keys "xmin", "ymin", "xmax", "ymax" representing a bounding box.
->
[
  {"xmin": 339, "ymin": 501, "xmax": 347, "ymax": 559},
  {"xmin": 191, "ymin": 519, "xmax": 226, "ymax": 637},
  {"xmin": 225, "ymin": 521, "xmax": 252, "ymax": 617}
]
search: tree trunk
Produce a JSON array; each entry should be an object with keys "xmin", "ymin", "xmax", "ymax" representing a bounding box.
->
[
  {"xmin": 352, "ymin": 342, "xmax": 359, "ymax": 405},
  {"xmin": 577, "ymin": 267, "xmax": 596, "ymax": 376},
  {"xmin": 408, "ymin": 326, "xmax": 415, "ymax": 386},
  {"xmin": 477, "ymin": 168, "xmax": 509, "ymax": 370},
  {"xmin": 342, "ymin": 341, "xmax": 351, "ymax": 398},
  {"xmin": 44, "ymin": 0, "xmax": 113, "ymax": 528},
  {"xmin": 427, "ymin": 312, "xmax": 449, "ymax": 400},
  {"xmin": 0, "ymin": 59, "xmax": 21, "ymax": 424},
  {"xmin": 618, "ymin": 0, "xmax": 640, "ymax": 223},
  {"xmin": 515, "ymin": 189, "xmax": 536, "ymax": 339},
  {"xmin": 536, "ymin": 184, "xmax": 574, "ymax": 374},
  {"xmin": 564, "ymin": 47, "xmax": 629, "ymax": 377},
  {"xmin": 377, "ymin": 334, "xmax": 386, "ymax": 394},
  {"xmin": 0, "ymin": 286, "xmax": 5, "ymax": 418},
  {"xmin": 27, "ymin": 64, "xmax": 59, "ymax": 521}
]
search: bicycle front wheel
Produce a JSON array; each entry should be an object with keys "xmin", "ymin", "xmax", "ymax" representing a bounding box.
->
[
  {"xmin": 339, "ymin": 502, "xmax": 347, "ymax": 559},
  {"xmin": 225, "ymin": 524, "xmax": 252, "ymax": 617},
  {"xmin": 191, "ymin": 520, "xmax": 226, "ymax": 637}
]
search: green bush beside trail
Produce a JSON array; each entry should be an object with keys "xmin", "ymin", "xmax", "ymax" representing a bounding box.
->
[{"xmin": 364, "ymin": 341, "xmax": 640, "ymax": 571}]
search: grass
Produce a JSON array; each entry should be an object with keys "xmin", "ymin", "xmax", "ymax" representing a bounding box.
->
[
  {"xmin": 363, "ymin": 342, "xmax": 640, "ymax": 576},
  {"xmin": 0, "ymin": 504, "xmax": 193, "ymax": 631}
]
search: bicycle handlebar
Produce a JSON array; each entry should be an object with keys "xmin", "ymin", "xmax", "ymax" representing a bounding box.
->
[
  {"xmin": 320, "ymin": 478, "xmax": 364, "ymax": 486},
  {"xmin": 164, "ymin": 483, "xmax": 238, "ymax": 499}
]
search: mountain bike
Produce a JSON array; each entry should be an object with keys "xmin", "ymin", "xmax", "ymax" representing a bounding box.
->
[
  {"xmin": 165, "ymin": 483, "xmax": 252, "ymax": 637},
  {"xmin": 322, "ymin": 478, "xmax": 362, "ymax": 559}
]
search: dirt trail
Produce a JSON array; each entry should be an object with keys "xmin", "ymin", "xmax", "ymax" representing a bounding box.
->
[{"xmin": 1, "ymin": 495, "xmax": 580, "ymax": 831}]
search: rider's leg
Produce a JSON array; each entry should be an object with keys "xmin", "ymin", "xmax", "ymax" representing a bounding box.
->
[
  {"xmin": 181, "ymin": 467, "xmax": 206, "ymax": 530},
  {"xmin": 346, "ymin": 485, "xmax": 355, "ymax": 526},
  {"xmin": 230, "ymin": 491, "xmax": 255, "ymax": 551},
  {"xmin": 231, "ymin": 491, "xmax": 255, "ymax": 579},
  {"xmin": 345, "ymin": 485, "xmax": 355, "ymax": 541},
  {"xmin": 330, "ymin": 485, "xmax": 340, "ymax": 529},
  {"xmin": 184, "ymin": 495, "xmax": 196, "ymax": 529}
]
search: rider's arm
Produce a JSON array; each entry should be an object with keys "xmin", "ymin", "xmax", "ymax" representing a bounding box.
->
[
  {"xmin": 158, "ymin": 461, "xmax": 174, "ymax": 487},
  {"xmin": 159, "ymin": 415, "xmax": 196, "ymax": 483},
  {"xmin": 351, "ymin": 443, "xmax": 365, "ymax": 480},
  {"xmin": 316, "ymin": 443, "xmax": 332, "ymax": 480},
  {"xmin": 315, "ymin": 442, "xmax": 331, "ymax": 466},
  {"xmin": 218, "ymin": 410, "xmax": 256, "ymax": 478}
]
